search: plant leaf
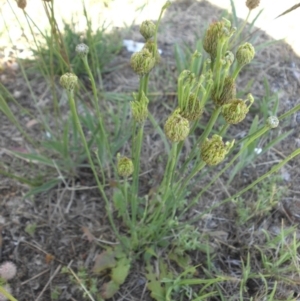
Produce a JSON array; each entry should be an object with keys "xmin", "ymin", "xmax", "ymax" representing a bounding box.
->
[
  {"xmin": 145, "ymin": 263, "xmax": 166, "ymax": 301},
  {"xmin": 92, "ymin": 249, "xmax": 116, "ymax": 274},
  {"xmin": 275, "ymin": 3, "xmax": 300, "ymax": 19},
  {"xmin": 111, "ymin": 257, "xmax": 131, "ymax": 285},
  {"xmin": 100, "ymin": 280, "xmax": 120, "ymax": 299}
]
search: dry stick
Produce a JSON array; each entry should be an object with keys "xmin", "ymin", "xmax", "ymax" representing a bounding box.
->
[
  {"xmin": 68, "ymin": 267, "xmax": 96, "ymax": 301},
  {"xmin": 35, "ymin": 264, "xmax": 61, "ymax": 301},
  {"xmin": 21, "ymin": 269, "xmax": 50, "ymax": 285}
]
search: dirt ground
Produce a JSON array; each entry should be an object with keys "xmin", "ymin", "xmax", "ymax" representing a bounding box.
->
[{"xmin": 1, "ymin": 1, "xmax": 300, "ymax": 300}]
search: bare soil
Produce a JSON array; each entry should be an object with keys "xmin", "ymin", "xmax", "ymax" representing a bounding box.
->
[{"xmin": 1, "ymin": 1, "xmax": 300, "ymax": 300}]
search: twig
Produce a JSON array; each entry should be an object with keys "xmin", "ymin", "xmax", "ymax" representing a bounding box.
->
[
  {"xmin": 21, "ymin": 269, "xmax": 50, "ymax": 285},
  {"xmin": 35, "ymin": 264, "xmax": 61, "ymax": 301}
]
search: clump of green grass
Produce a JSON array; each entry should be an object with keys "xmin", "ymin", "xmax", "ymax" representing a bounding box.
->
[
  {"xmin": 1, "ymin": 0, "xmax": 300, "ymax": 300},
  {"xmin": 29, "ymin": 20, "xmax": 121, "ymax": 79}
]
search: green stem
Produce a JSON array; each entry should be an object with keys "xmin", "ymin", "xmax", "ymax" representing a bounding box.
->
[
  {"xmin": 131, "ymin": 74, "xmax": 150, "ymax": 212},
  {"xmin": 67, "ymin": 90, "xmax": 121, "ymax": 242},
  {"xmin": 132, "ymin": 124, "xmax": 144, "ymax": 219},
  {"xmin": 176, "ymin": 160, "xmax": 206, "ymax": 195},
  {"xmin": 180, "ymin": 106, "xmax": 222, "ymax": 174},
  {"xmin": 149, "ymin": 143, "xmax": 178, "ymax": 223},
  {"xmin": 230, "ymin": 10, "xmax": 251, "ymax": 48},
  {"xmin": 162, "ymin": 142, "xmax": 178, "ymax": 193},
  {"xmin": 0, "ymin": 286, "xmax": 18, "ymax": 301},
  {"xmin": 232, "ymin": 64, "xmax": 243, "ymax": 80},
  {"xmin": 199, "ymin": 106, "xmax": 222, "ymax": 143},
  {"xmin": 142, "ymin": 73, "xmax": 150, "ymax": 95},
  {"xmin": 82, "ymin": 56, "xmax": 111, "ymax": 172},
  {"xmin": 214, "ymin": 42, "xmax": 225, "ymax": 96},
  {"xmin": 219, "ymin": 123, "xmax": 230, "ymax": 136},
  {"xmin": 123, "ymin": 178, "xmax": 132, "ymax": 227}
]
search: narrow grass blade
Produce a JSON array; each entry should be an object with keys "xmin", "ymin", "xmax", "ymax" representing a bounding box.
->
[{"xmin": 24, "ymin": 178, "xmax": 62, "ymax": 198}]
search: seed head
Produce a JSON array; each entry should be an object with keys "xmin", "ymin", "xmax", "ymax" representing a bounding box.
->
[
  {"xmin": 0, "ymin": 284, "xmax": 12, "ymax": 301},
  {"xmin": 0, "ymin": 261, "xmax": 17, "ymax": 280},
  {"xmin": 266, "ymin": 116, "xmax": 279, "ymax": 129},
  {"xmin": 211, "ymin": 76, "xmax": 236, "ymax": 107},
  {"xmin": 222, "ymin": 95, "xmax": 253, "ymax": 124},
  {"xmin": 203, "ymin": 20, "xmax": 232, "ymax": 60},
  {"xmin": 164, "ymin": 109, "xmax": 190, "ymax": 143},
  {"xmin": 246, "ymin": 0, "xmax": 260, "ymax": 10},
  {"xmin": 17, "ymin": 0, "xmax": 26, "ymax": 9},
  {"xmin": 180, "ymin": 93, "xmax": 203, "ymax": 121},
  {"xmin": 75, "ymin": 43, "xmax": 89, "ymax": 59},
  {"xmin": 236, "ymin": 42, "xmax": 255, "ymax": 67},
  {"xmin": 203, "ymin": 21, "xmax": 226, "ymax": 60},
  {"xmin": 130, "ymin": 91, "xmax": 149, "ymax": 123},
  {"xmin": 59, "ymin": 73, "xmax": 78, "ymax": 92},
  {"xmin": 117, "ymin": 155, "xmax": 134, "ymax": 177},
  {"xmin": 201, "ymin": 135, "xmax": 234, "ymax": 166},
  {"xmin": 130, "ymin": 48, "xmax": 156, "ymax": 76},
  {"xmin": 140, "ymin": 20, "xmax": 156, "ymax": 40}
]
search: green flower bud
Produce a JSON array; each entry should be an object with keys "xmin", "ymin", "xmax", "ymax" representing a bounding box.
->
[
  {"xmin": 203, "ymin": 20, "xmax": 233, "ymax": 60},
  {"xmin": 266, "ymin": 116, "xmax": 279, "ymax": 129},
  {"xmin": 164, "ymin": 109, "xmax": 190, "ymax": 143},
  {"xmin": 131, "ymin": 91, "xmax": 149, "ymax": 123},
  {"xmin": 201, "ymin": 135, "xmax": 234, "ymax": 166},
  {"xmin": 130, "ymin": 48, "xmax": 156, "ymax": 76},
  {"xmin": 75, "ymin": 43, "xmax": 89, "ymax": 58},
  {"xmin": 222, "ymin": 17, "xmax": 231, "ymax": 29},
  {"xmin": 211, "ymin": 76, "xmax": 236, "ymax": 107},
  {"xmin": 246, "ymin": 0, "xmax": 260, "ymax": 10},
  {"xmin": 236, "ymin": 42, "xmax": 255, "ymax": 66},
  {"xmin": 143, "ymin": 40, "xmax": 160, "ymax": 65},
  {"xmin": 224, "ymin": 50, "xmax": 234, "ymax": 65},
  {"xmin": 222, "ymin": 94, "xmax": 254, "ymax": 124},
  {"xmin": 140, "ymin": 20, "xmax": 156, "ymax": 40},
  {"xmin": 117, "ymin": 154, "xmax": 134, "ymax": 177},
  {"xmin": 180, "ymin": 93, "xmax": 203, "ymax": 121},
  {"xmin": 203, "ymin": 21, "xmax": 226, "ymax": 60},
  {"xmin": 60, "ymin": 73, "xmax": 78, "ymax": 91}
]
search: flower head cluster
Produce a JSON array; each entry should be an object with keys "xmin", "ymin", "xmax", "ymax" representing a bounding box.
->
[
  {"xmin": 130, "ymin": 91, "xmax": 149, "ymax": 123},
  {"xmin": 140, "ymin": 20, "xmax": 156, "ymax": 40},
  {"xmin": 17, "ymin": 0, "xmax": 26, "ymax": 9},
  {"xmin": 0, "ymin": 262, "xmax": 17, "ymax": 280},
  {"xmin": 201, "ymin": 135, "xmax": 234, "ymax": 166},
  {"xmin": 117, "ymin": 154, "xmax": 134, "ymax": 177},
  {"xmin": 75, "ymin": 43, "xmax": 89, "ymax": 59},
  {"xmin": 130, "ymin": 48, "xmax": 156, "ymax": 76},
  {"xmin": 236, "ymin": 42, "xmax": 255, "ymax": 67},
  {"xmin": 59, "ymin": 73, "xmax": 78, "ymax": 92},
  {"xmin": 0, "ymin": 261, "xmax": 17, "ymax": 301},
  {"xmin": 164, "ymin": 109, "xmax": 190, "ymax": 143},
  {"xmin": 203, "ymin": 19, "xmax": 233, "ymax": 61},
  {"xmin": 222, "ymin": 94, "xmax": 254, "ymax": 124},
  {"xmin": 211, "ymin": 76, "xmax": 236, "ymax": 107},
  {"xmin": 180, "ymin": 93, "xmax": 203, "ymax": 121},
  {"xmin": 130, "ymin": 20, "xmax": 160, "ymax": 76},
  {"xmin": 266, "ymin": 116, "xmax": 279, "ymax": 129},
  {"xmin": 246, "ymin": 0, "xmax": 260, "ymax": 10},
  {"xmin": 143, "ymin": 40, "xmax": 161, "ymax": 65}
]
